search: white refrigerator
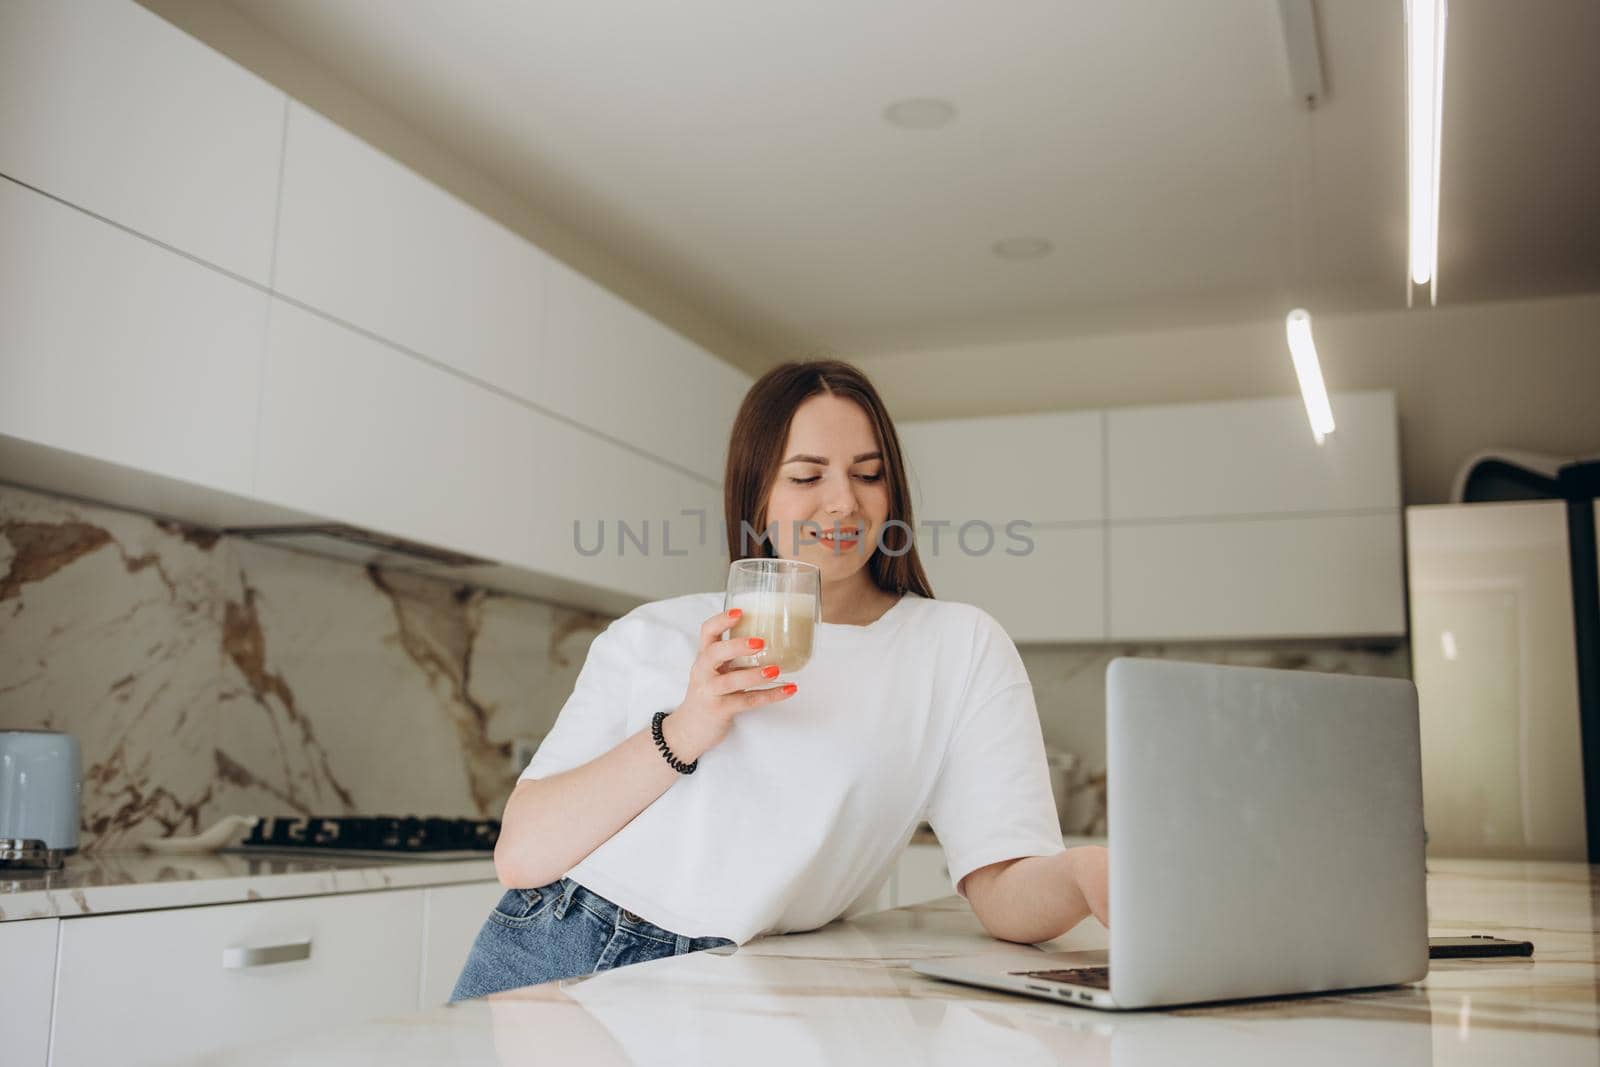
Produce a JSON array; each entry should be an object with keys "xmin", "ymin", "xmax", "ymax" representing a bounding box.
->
[{"xmin": 1406, "ymin": 500, "xmax": 1595, "ymax": 861}]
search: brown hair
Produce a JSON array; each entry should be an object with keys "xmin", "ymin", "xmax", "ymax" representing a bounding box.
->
[{"xmin": 722, "ymin": 360, "xmax": 935, "ymax": 599}]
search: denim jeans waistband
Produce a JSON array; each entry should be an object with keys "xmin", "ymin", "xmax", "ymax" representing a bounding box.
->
[{"xmin": 559, "ymin": 877, "xmax": 721, "ymax": 949}]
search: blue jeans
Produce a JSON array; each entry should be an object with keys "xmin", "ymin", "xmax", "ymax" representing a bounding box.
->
[{"xmin": 450, "ymin": 876, "xmax": 736, "ymax": 1001}]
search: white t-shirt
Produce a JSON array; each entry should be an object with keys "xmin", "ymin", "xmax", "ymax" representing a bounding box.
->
[{"xmin": 519, "ymin": 590, "xmax": 1065, "ymax": 945}]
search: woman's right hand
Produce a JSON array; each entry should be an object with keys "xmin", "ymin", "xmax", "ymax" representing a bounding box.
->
[{"xmin": 662, "ymin": 608, "xmax": 798, "ymax": 761}]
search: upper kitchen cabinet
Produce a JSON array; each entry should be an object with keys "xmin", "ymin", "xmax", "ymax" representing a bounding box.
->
[
  {"xmin": 273, "ymin": 102, "xmax": 545, "ymax": 401},
  {"xmin": 542, "ymin": 258, "xmax": 750, "ymax": 483},
  {"xmin": 254, "ymin": 298, "xmax": 535, "ymax": 569},
  {"xmin": 920, "ymin": 525, "xmax": 1105, "ymax": 643},
  {"xmin": 1108, "ymin": 512, "xmax": 1407, "ymax": 640},
  {"xmin": 897, "ymin": 412, "xmax": 1103, "ymax": 525},
  {"xmin": 254, "ymin": 296, "xmax": 723, "ymax": 606},
  {"xmin": 1104, "ymin": 390, "xmax": 1405, "ymax": 640},
  {"xmin": 0, "ymin": 0, "xmax": 285, "ymax": 285},
  {"xmin": 897, "ymin": 412, "xmax": 1105, "ymax": 641},
  {"xmin": 525, "ymin": 412, "xmax": 728, "ymax": 603},
  {"xmin": 0, "ymin": 179, "xmax": 266, "ymax": 498},
  {"xmin": 1107, "ymin": 391, "xmax": 1400, "ymax": 520}
]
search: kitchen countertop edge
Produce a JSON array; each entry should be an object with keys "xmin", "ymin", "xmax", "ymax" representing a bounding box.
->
[{"xmin": 0, "ymin": 851, "xmax": 498, "ymax": 921}]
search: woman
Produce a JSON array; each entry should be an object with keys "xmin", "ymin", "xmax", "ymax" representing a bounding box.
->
[{"xmin": 451, "ymin": 360, "xmax": 1109, "ymax": 1001}]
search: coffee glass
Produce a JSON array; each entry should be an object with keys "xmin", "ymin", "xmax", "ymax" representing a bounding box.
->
[{"xmin": 724, "ymin": 558, "xmax": 821, "ymax": 677}]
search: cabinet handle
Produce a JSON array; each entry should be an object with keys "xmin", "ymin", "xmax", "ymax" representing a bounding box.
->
[{"xmin": 222, "ymin": 940, "xmax": 313, "ymax": 969}]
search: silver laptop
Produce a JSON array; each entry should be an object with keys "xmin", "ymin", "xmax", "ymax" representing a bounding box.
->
[{"xmin": 913, "ymin": 657, "xmax": 1429, "ymax": 1010}]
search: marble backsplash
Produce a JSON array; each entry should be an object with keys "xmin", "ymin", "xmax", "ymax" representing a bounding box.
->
[
  {"xmin": 0, "ymin": 482, "xmax": 607, "ymax": 850},
  {"xmin": 0, "ymin": 482, "xmax": 1410, "ymax": 848}
]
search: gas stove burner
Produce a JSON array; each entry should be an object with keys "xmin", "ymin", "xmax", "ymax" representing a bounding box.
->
[{"xmin": 240, "ymin": 815, "xmax": 499, "ymax": 854}]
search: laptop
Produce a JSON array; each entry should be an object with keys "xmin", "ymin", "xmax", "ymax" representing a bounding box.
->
[{"xmin": 913, "ymin": 656, "xmax": 1429, "ymax": 1010}]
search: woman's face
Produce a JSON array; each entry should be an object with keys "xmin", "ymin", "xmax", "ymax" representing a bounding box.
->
[{"xmin": 761, "ymin": 394, "xmax": 891, "ymax": 582}]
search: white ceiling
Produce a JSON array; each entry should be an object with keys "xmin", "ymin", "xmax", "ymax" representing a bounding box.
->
[{"xmin": 212, "ymin": 0, "xmax": 1599, "ymax": 369}]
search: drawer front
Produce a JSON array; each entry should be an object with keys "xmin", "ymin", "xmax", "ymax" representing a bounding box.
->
[
  {"xmin": 419, "ymin": 881, "xmax": 510, "ymax": 1006},
  {"xmin": 51, "ymin": 889, "xmax": 424, "ymax": 1066},
  {"xmin": 0, "ymin": 918, "xmax": 58, "ymax": 1067}
]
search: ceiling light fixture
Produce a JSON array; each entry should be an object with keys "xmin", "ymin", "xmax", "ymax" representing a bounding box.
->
[
  {"xmin": 1405, "ymin": 0, "xmax": 1447, "ymax": 305},
  {"xmin": 991, "ymin": 237, "xmax": 1053, "ymax": 260},
  {"xmin": 883, "ymin": 98, "xmax": 957, "ymax": 130},
  {"xmin": 1278, "ymin": 3, "xmax": 1336, "ymax": 445},
  {"xmin": 1285, "ymin": 309, "xmax": 1336, "ymax": 445}
]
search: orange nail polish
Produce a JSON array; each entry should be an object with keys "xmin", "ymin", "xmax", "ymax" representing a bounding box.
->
[
  {"xmin": 762, "ymin": 665, "xmax": 780, "ymax": 679},
  {"xmin": 781, "ymin": 683, "xmax": 798, "ymax": 695},
  {"xmin": 728, "ymin": 608, "xmax": 742, "ymax": 618},
  {"xmin": 747, "ymin": 637, "xmax": 765, "ymax": 650}
]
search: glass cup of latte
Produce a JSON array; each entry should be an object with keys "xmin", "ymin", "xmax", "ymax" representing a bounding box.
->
[{"xmin": 724, "ymin": 558, "xmax": 821, "ymax": 679}]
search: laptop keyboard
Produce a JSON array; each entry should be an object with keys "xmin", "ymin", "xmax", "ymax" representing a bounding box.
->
[{"xmin": 1009, "ymin": 966, "xmax": 1111, "ymax": 990}]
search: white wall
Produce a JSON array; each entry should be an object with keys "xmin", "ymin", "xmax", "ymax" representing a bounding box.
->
[{"xmin": 852, "ymin": 291, "xmax": 1600, "ymax": 506}]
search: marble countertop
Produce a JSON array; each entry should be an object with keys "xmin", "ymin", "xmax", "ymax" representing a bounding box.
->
[
  {"xmin": 0, "ymin": 850, "xmax": 497, "ymax": 921},
  {"xmin": 181, "ymin": 857, "xmax": 1596, "ymax": 1064}
]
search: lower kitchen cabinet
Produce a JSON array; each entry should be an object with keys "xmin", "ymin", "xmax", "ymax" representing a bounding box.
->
[
  {"xmin": 50, "ymin": 889, "xmax": 425, "ymax": 1066},
  {"xmin": 29, "ymin": 852, "xmax": 965, "ymax": 1066},
  {"xmin": 419, "ymin": 880, "xmax": 509, "ymax": 1007},
  {"xmin": 0, "ymin": 917, "xmax": 58, "ymax": 1067},
  {"xmin": 28, "ymin": 877, "xmax": 507, "ymax": 1066}
]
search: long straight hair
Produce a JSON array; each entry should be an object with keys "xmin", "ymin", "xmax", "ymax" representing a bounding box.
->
[{"xmin": 722, "ymin": 360, "xmax": 934, "ymax": 599}]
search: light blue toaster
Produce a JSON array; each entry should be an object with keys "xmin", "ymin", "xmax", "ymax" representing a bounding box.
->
[{"xmin": 0, "ymin": 729, "xmax": 82, "ymax": 868}]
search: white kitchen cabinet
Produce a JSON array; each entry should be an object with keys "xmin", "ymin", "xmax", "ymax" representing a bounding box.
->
[
  {"xmin": 254, "ymin": 296, "xmax": 721, "ymax": 604},
  {"xmin": 1106, "ymin": 391, "xmax": 1400, "ymax": 520},
  {"xmin": 0, "ymin": 917, "xmax": 58, "ymax": 1067},
  {"xmin": 919, "ymin": 525, "xmax": 1104, "ymax": 642},
  {"xmin": 1108, "ymin": 512, "xmax": 1407, "ymax": 640},
  {"xmin": 0, "ymin": 0, "xmax": 285, "ymax": 284},
  {"xmin": 896, "ymin": 844, "xmax": 953, "ymax": 908},
  {"xmin": 419, "ymin": 881, "xmax": 510, "ymax": 1006},
  {"xmin": 543, "ymin": 257, "xmax": 750, "ymax": 482},
  {"xmin": 0, "ymin": 178, "xmax": 267, "ymax": 498},
  {"xmin": 899, "ymin": 412, "xmax": 1104, "ymax": 641},
  {"xmin": 274, "ymin": 102, "xmax": 544, "ymax": 401},
  {"xmin": 899, "ymin": 411, "xmax": 1103, "ymax": 526},
  {"xmin": 271, "ymin": 101, "xmax": 748, "ymax": 484},
  {"xmin": 254, "ymin": 297, "xmax": 535, "ymax": 568},
  {"xmin": 50, "ymin": 889, "xmax": 424, "ymax": 1066},
  {"xmin": 527, "ymin": 415, "xmax": 728, "ymax": 602}
]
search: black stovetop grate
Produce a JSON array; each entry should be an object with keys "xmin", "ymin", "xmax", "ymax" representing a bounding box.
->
[{"xmin": 241, "ymin": 815, "xmax": 499, "ymax": 853}]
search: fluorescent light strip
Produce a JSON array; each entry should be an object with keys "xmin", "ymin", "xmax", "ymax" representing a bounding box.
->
[
  {"xmin": 1285, "ymin": 309, "xmax": 1336, "ymax": 444},
  {"xmin": 1406, "ymin": 0, "xmax": 1447, "ymax": 301}
]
